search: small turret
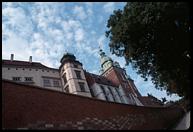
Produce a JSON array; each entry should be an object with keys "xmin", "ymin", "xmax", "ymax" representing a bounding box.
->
[
  {"xmin": 59, "ymin": 52, "xmax": 92, "ymax": 98},
  {"xmin": 99, "ymin": 48, "xmax": 113, "ymax": 73},
  {"xmin": 60, "ymin": 52, "xmax": 76, "ymax": 64}
]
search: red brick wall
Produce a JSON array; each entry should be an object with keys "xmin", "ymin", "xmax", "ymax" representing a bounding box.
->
[
  {"xmin": 105, "ymin": 67, "xmax": 135, "ymax": 95},
  {"xmin": 2, "ymin": 80, "xmax": 184, "ymax": 130}
]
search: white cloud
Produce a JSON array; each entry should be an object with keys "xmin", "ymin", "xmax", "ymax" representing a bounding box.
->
[
  {"xmin": 75, "ymin": 28, "xmax": 85, "ymax": 42},
  {"xmin": 73, "ymin": 6, "xmax": 87, "ymax": 20},
  {"xmin": 103, "ymin": 2, "xmax": 115, "ymax": 13},
  {"xmin": 3, "ymin": 6, "xmax": 33, "ymax": 39},
  {"xmin": 98, "ymin": 15, "xmax": 104, "ymax": 23},
  {"xmin": 97, "ymin": 35, "xmax": 105, "ymax": 49},
  {"xmin": 2, "ymin": 32, "xmax": 32, "ymax": 61},
  {"xmin": 2, "ymin": 2, "xmax": 180, "ymax": 102}
]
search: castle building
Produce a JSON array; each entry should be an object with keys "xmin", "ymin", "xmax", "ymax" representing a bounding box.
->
[{"xmin": 2, "ymin": 49, "xmax": 144, "ymax": 106}]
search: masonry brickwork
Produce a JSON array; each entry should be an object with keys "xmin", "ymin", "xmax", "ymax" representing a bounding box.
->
[{"xmin": 2, "ymin": 80, "xmax": 184, "ymax": 130}]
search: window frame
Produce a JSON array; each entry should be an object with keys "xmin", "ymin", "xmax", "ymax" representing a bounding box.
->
[
  {"xmin": 100, "ymin": 85, "xmax": 109, "ymax": 101},
  {"xmin": 63, "ymin": 73, "xmax": 67, "ymax": 84},
  {"xmin": 12, "ymin": 77, "xmax": 21, "ymax": 81},
  {"xmin": 25, "ymin": 77, "xmax": 33, "ymax": 82},
  {"xmin": 78, "ymin": 82, "xmax": 86, "ymax": 92},
  {"xmin": 53, "ymin": 80, "xmax": 60, "ymax": 87},
  {"xmin": 43, "ymin": 78, "xmax": 51, "ymax": 87},
  {"xmin": 75, "ymin": 70, "xmax": 82, "ymax": 79}
]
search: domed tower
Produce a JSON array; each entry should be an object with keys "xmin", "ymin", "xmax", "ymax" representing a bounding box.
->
[
  {"xmin": 99, "ymin": 49, "xmax": 143, "ymax": 106},
  {"xmin": 99, "ymin": 49, "xmax": 113, "ymax": 74},
  {"xmin": 59, "ymin": 53, "xmax": 91, "ymax": 97}
]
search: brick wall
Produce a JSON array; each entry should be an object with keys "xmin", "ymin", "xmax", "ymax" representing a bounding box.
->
[{"xmin": 2, "ymin": 80, "xmax": 184, "ymax": 130}]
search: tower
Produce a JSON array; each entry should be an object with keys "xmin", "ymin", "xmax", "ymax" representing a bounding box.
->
[
  {"xmin": 59, "ymin": 53, "xmax": 92, "ymax": 97},
  {"xmin": 99, "ymin": 49, "xmax": 143, "ymax": 106}
]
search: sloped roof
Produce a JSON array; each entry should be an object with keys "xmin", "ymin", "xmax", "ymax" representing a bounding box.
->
[
  {"xmin": 85, "ymin": 72, "xmax": 118, "ymax": 87},
  {"xmin": 2, "ymin": 60, "xmax": 58, "ymax": 71}
]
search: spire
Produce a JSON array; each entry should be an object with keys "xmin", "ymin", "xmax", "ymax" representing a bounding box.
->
[
  {"xmin": 98, "ymin": 42, "xmax": 105, "ymax": 57},
  {"xmin": 98, "ymin": 42, "xmax": 113, "ymax": 73}
]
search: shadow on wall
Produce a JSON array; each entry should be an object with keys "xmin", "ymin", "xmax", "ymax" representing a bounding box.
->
[{"xmin": 2, "ymin": 80, "xmax": 185, "ymax": 130}]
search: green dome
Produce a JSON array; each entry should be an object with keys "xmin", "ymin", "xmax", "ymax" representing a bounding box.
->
[
  {"xmin": 101, "ymin": 56, "xmax": 112, "ymax": 66},
  {"xmin": 99, "ymin": 49, "xmax": 112, "ymax": 66},
  {"xmin": 60, "ymin": 52, "xmax": 76, "ymax": 63}
]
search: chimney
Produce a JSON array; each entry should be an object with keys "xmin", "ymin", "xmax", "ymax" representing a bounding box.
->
[
  {"xmin": 11, "ymin": 54, "xmax": 14, "ymax": 61},
  {"xmin": 29, "ymin": 56, "xmax": 32, "ymax": 63}
]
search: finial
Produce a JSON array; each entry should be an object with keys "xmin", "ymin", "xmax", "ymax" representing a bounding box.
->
[{"xmin": 98, "ymin": 42, "xmax": 103, "ymax": 50}]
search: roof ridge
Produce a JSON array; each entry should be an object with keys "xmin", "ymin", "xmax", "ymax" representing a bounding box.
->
[{"xmin": 2, "ymin": 59, "xmax": 58, "ymax": 70}]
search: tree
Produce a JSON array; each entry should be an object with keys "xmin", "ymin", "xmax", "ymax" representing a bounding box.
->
[
  {"xmin": 161, "ymin": 97, "xmax": 167, "ymax": 104},
  {"xmin": 106, "ymin": 2, "xmax": 190, "ymax": 100}
]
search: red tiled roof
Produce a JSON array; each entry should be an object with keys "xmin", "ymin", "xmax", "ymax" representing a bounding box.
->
[
  {"xmin": 2, "ymin": 60, "xmax": 58, "ymax": 71},
  {"xmin": 85, "ymin": 72, "xmax": 118, "ymax": 87}
]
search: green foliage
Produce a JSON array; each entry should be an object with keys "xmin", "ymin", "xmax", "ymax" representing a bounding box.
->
[
  {"xmin": 106, "ymin": 2, "xmax": 190, "ymax": 99},
  {"xmin": 161, "ymin": 97, "xmax": 167, "ymax": 104}
]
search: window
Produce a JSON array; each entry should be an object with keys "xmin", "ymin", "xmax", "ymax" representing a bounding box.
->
[
  {"xmin": 65, "ymin": 85, "xmax": 69, "ymax": 93},
  {"xmin": 115, "ymin": 88, "xmax": 123, "ymax": 102},
  {"xmin": 63, "ymin": 73, "xmax": 67, "ymax": 84},
  {"xmin": 79, "ymin": 82, "xmax": 85, "ymax": 92},
  {"xmin": 25, "ymin": 77, "xmax": 33, "ymax": 82},
  {"xmin": 74, "ymin": 64, "xmax": 78, "ymax": 68},
  {"xmin": 75, "ymin": 70, "xmax": 81, "ymax": 79},
  {"xmin": 100, "ymin": 85, "xmax": 109, "ymax": 101},
  {"xmin": 108, "ymin": 87, "xmax": 115, "ymax": 101},
  {"xmin": 121, "ymin": 73, "xmax": 126, "ymax": 81},
  {"xmin": 43, "ymin": 79, "xmax": 51, "ymax": 87},
  {"xmin": 12, "ymin": 77, "xmax": 21, "ymax": 81},
  {"xmin": 53, "ymin": 80, "xmax": 60, "ymax": 87}
]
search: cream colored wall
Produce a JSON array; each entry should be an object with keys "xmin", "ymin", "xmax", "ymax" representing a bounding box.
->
[
  {"xmin": 2, "ymin": 66, "xmax": 62, "ymax": 92},
  {"xmin": 91, "ymin": 83, "xmax": 128, "ymax": 104},
  {"xmin": 91, "ymin": 83, "xmax": 106, "ymax": 101},
  {"xmin": 60, "ymin": 62, "xmax": 91, "ymax": 97}
]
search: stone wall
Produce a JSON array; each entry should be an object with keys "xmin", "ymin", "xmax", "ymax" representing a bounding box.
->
[{"xmin": 2, "ymin": 80, "xmax": 184, "ymax": 130}]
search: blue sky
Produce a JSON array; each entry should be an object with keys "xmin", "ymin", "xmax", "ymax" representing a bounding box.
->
[{"xmin": 2, "ymin": 2, "xmax": 181, "ymax": 102}]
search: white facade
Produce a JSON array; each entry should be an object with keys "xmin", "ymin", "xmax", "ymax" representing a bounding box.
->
[
  {"xmin": 60, "ymin": 62, "xmax": 91, "ymax": 97},
  {"xmin": 2, "ymin": 52, "xmax": 144, "ymax": 106},
  {"xmin": 2, "ymin": 66, "xmax": 62, "ymax": 92}
]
